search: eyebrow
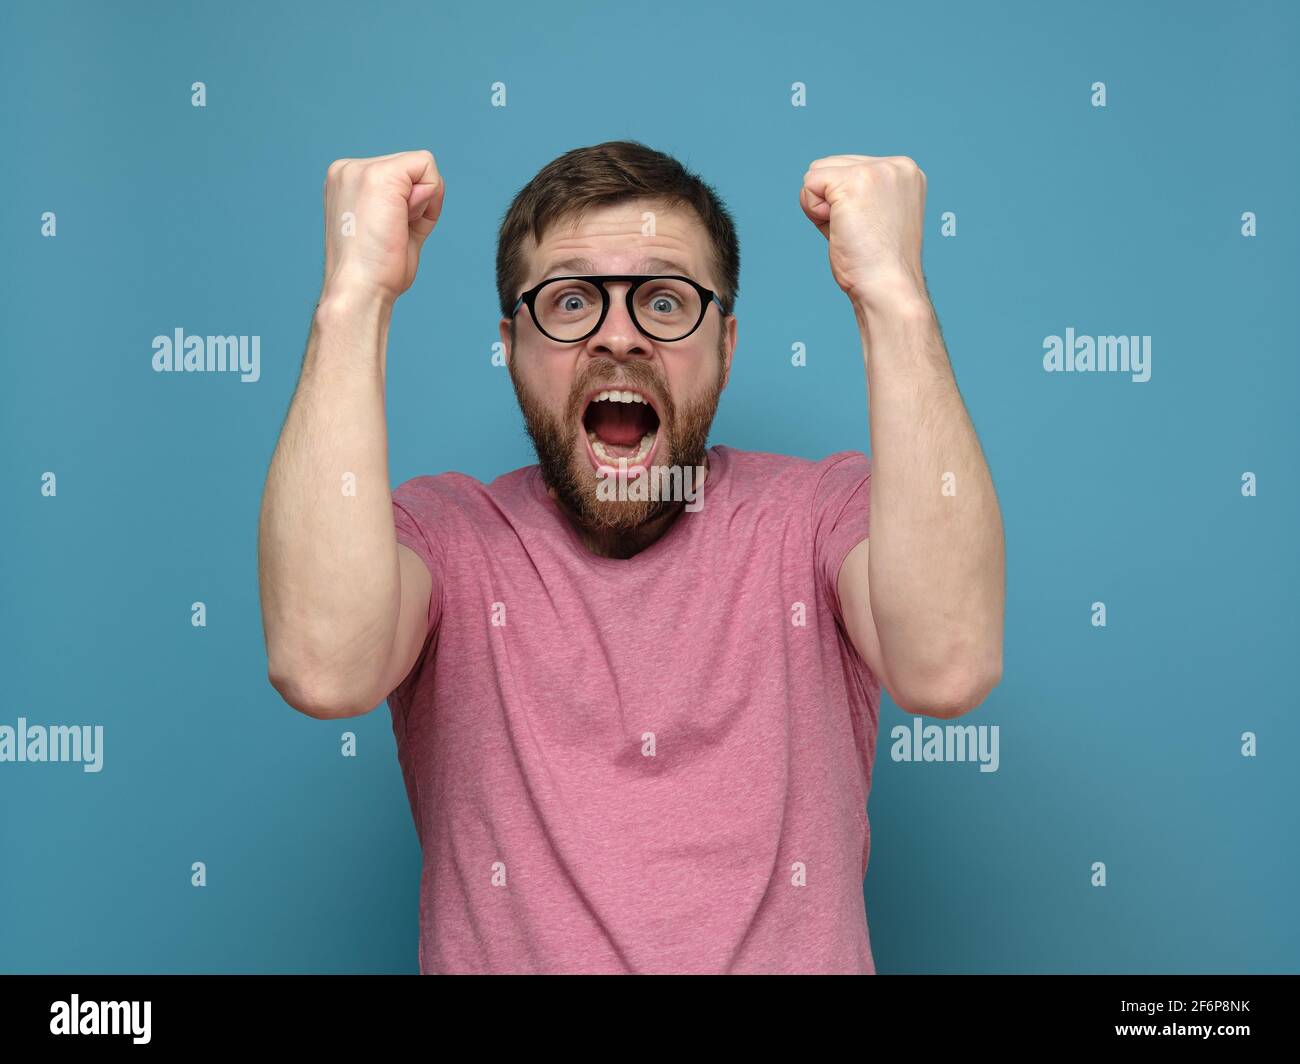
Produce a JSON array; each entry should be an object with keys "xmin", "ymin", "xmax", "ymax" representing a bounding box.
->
[{"xmin": 538, "ymin": 256, "xmax": 696, "ymax": 279}]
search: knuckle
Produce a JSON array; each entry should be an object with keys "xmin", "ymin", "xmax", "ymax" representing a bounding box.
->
[{"xmin": 358, "ymin": 163, "xmax": 387, "ymax": 189}]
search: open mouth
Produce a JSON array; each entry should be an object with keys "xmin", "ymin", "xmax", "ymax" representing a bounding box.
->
[{"xmin": 581, "ymin": 388, "xmax": 662, "ymax": 472}]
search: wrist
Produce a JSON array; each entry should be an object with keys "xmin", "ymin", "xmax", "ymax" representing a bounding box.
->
[
  {"xmin": 315, "ymin": 280, "xmax": 396, "ymax": 327},
  {"xmin": 310, "ymin": 282, "xmax": 395, "ymax": 381},
  {"xmin": 849, "ymin": 273, "xmax": 932, "ymax": 329}
]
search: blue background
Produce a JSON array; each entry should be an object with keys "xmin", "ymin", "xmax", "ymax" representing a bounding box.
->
[{"xmin": 2, "ymin": 0, "xmax": 1296, "ymax": 973}]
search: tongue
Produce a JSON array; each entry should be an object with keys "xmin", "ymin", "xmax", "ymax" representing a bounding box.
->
[{"xmin": 588, "ymin": 402, "xmax": 648, "ymax": 447}]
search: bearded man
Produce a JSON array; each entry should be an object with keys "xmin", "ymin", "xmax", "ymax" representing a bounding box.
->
[{"xmin": 257, "ymin": 141, "xmax": 1005, "ymax": 974}]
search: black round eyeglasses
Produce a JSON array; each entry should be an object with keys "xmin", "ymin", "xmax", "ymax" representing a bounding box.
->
[{"xmin": 510, "ymin": 274, "xmax": 726, "ymax": 343}]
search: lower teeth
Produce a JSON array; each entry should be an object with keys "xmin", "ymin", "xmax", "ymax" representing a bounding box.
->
[{"xmin": 590, "ymin": 432, "xmax": 655, "ymax": 465}]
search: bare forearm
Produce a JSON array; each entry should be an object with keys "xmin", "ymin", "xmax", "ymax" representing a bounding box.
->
[
  {"xmin": 856, "ymin": 290, "xmax": 1005, "ymax": 703},
  {"xmin": 257, "ymin": 290, "xmax": 400, "ymax": 712}
]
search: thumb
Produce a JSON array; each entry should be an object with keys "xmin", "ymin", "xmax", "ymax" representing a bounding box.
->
[
  {"xmin": 407, "ymin": 182, "xmax": 437, "ymax": 221},
  {"xmin": 409, "ymin": 181, "xmax": 445, "ymax": 240},
  {"xmin": 800, "ymin": 185, "xmax": 831, "ymax": 239}
]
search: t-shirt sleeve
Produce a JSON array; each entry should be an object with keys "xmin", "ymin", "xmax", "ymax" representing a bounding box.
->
[
  {"xmin": 810, "ymin": 451, "xmax": 872, "ymax": 623},
  {"xmin": 391, "ymin": 477, "xmax": 446, "ymax": 636}
]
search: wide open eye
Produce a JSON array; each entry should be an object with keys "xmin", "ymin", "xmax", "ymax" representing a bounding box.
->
[
  {"xmin": 547, "ymin": 283, "xmax": 599, "ymax": 315},
  {"xmin": 634, "ymin": 279, "xmax": 700, "ymax": 334},
  {"xmin": 536, "ymin": 279, "xmax": 602, "ymax": 339}
]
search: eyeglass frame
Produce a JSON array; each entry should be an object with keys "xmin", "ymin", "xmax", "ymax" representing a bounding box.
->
[{"xmin": 510, "ymin": 274, "xmax": 727, "ymax": 344}]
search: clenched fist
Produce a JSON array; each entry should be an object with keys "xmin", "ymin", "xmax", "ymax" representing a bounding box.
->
[
  {"xmin": 800, "ymin": 154, "xmax": 927, "ymax": 313},
  {"xmin": 321, "ymin": 150, "xmax": 445, "ymax": 304}
]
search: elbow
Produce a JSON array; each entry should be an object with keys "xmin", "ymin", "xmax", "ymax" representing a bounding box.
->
[
  {"xmin": 892, "ymin": 656, "xmax": 1002, "ymax": 719},
  {"xmin": 268, "ymin": 665, "xmax": 377, "ymax": 720}
]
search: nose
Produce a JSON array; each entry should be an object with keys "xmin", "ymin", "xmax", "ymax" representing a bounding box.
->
[{"xmin": 585, "ymin": 281, "xmax": 651, "ymax": 360}]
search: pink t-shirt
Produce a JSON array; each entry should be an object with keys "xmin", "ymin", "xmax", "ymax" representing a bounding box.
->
[{"xmin": 386, "ymin": 444, "xmax": 880, "ymax": 974}]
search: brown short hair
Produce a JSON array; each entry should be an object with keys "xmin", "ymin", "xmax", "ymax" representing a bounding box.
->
[{"xmin": 496, "ymin": 140, "xmax": 740, "ymax": 324}]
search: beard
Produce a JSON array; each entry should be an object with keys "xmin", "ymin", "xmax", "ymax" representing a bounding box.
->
[{"xmin": 509, "ymin": 344, "xmax": 725, "ymax": 533}]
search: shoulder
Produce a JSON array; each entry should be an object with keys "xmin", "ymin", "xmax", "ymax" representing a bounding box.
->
[
  {"xmin": 392, "ymin": 469, "xmax": 481, "ymax": 515},
  {"xmin": 713, "ymin": 444, "xmax": 870, "ymax": 503},
  {"xmin": 392, "ymin": 464, "xmax": 538, "ymax": 528}
]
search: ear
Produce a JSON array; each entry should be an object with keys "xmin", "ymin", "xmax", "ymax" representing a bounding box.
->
[
  {"xmin": 499, "ymin": 317, "xmax": 513, "ymax": 369},
  {"xmin": 719, "ymin": 313, "xmax": 737, "ymax": 391}
]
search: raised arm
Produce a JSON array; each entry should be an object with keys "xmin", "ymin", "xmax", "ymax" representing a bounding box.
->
[
  {"xmin": 257, "ymin": 151, "xmax": 445, "ymax": 719},
  {"xmin": 801, "ymin": 154, "xmax": 1005, "ymax": 718}
]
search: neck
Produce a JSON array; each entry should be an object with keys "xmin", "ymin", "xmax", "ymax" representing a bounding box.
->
[{"xmin": 551, "ymin": 454, "xmax": 710, "ymax": 560}]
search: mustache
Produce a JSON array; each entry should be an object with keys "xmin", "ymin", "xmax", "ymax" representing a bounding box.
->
[{"xmin": 566, "ymin": 359, "xmax": 673, "ymax": 423}]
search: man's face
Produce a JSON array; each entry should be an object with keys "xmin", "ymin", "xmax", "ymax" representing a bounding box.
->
[{"xmin": 500, "ymin": 199, "xmax": 737, "ymax": 532}]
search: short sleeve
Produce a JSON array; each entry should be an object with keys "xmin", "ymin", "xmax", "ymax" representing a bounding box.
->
[
  {"xmin": 391, "ymin": 478, "xmax": 446, "ymax": 635},
  {"xmin": 810, "ymin": 451, "xmax": 872, "ymax": 622}
]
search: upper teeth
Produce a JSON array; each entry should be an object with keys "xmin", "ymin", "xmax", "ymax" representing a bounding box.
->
[{"xmin": 594, "ymin": 390, "xmax": 647, "ymax": 404}]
